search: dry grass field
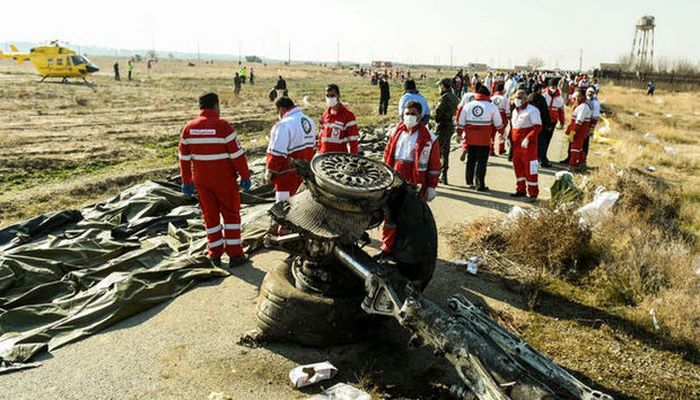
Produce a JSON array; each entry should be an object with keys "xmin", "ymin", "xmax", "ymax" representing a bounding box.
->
[{"xmin": 1, "ymin": 58, "xmax": 698, "ymax": 399}]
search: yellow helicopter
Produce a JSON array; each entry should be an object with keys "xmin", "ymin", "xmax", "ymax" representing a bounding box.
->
[{"xmin": 0, "ymin": 41, "xmax": 99, "ymax": 84}]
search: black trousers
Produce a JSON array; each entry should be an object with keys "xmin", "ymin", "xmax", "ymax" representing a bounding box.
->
[
  {"xmin": 538, "ymin": 124, "xmax": 555, "ymax": 163},
  {"xmin": 378, "ymin": 98, "xmax": 389, "ymax": 115},
  {"xmin": 465, "ymin": 145, "xmax": 490, "ymax": 188}
]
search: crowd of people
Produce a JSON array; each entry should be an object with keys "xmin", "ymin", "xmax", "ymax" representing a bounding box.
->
[{"xmin": 177, "ymin": 68, "xmax": 601, "ymax": 267}]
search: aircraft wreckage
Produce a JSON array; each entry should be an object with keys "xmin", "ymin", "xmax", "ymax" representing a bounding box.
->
[{"xmin": 247, "ymin": 152, "xmax": 613, "ymax": 400}]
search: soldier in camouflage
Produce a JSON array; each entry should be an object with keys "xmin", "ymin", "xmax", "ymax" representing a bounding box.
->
[{"xmin": 433, "ymin": 78, "xmax": 460, "ymax": 185}]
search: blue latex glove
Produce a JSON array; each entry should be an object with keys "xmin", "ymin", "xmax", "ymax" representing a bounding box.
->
[
  {"xmin": 240, "ymin": 179, "xmax": 252, "ymax": 192},
  {"xmin": 181, "ymin": 183, "xmax": 195, "ymax": 197}
]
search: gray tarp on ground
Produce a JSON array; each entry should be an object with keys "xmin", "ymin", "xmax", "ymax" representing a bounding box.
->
[{"xmin": 0, "ymin": 179, "xmax": 273, "ymax": 373}]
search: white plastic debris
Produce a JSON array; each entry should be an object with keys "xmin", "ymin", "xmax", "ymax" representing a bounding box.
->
[
  {"xmin": 645, "ymin": 166, "xmax": 656, "ymax": 172},
  {"xmin": 308, "ymin": 383, "xmax": 371, "ymax": 400},
  {"xmin": 634, "ymin": 111, "xmax": 640, "ymax": 117},
  {"xmin": 208, "ymin": 392, "xmax": 233, "ymax": 400},
  {"xmin": 302, "ymin": 95, "xmax": 310, "ymax": 106},
  {"xmin": 575, "ymin": 190, "xmax": 620, "ymax": 226},
  {"xmin": 665, "ymin": 113, "xmax": 673, "ymax": 118},
  {"xmin": 290, "ymin": 361, "xmax": 338, "ymax": 388},
  {"xmin": 467, "ymin": 257, "xmax": 480, "ymax": 275},
  {"xmin": 664, "ymin": 146, "xmax": 678, "ymax": 156},
  {"xmin": 506, "ymin": 205, "xmax": 526, "ymax": 220},
  {"xmin": 643, "ymin": 132, "xmax": 660, "ymax": 143},
  {"xmin": 649, "ymin": 309, "xmax": 660, "ymax": 330}
]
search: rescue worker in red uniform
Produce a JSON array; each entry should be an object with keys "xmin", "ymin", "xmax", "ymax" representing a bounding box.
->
[
  {"xmin": 539, "ymin": 78, "xmax": 566, "ymax": 168},
  {"xmin": 381, "ymin": 100, "xmax": 441, "ymax": 254},
  {"xmin": 317, "ymin": 84, "xmax": 359, "ymax": 154},
  {"xmin": 456, "ymin": 85, "xmax": 503, "ymax": 191},
  {"xmin": 179, "ymin": 93, "xmax": 252, "ymax": 268},
  {"xmin": 265, "ymin": 96, "xmax": 316, "ymax": 202},
  {"xmin": 509, "ymin": 90, "xmax": 542, "ymax": 201},
  {"xmin": 566, "ymin": 88, "xmax": 593, "ymax": 170},
  {"xmin": 491, "ymin": 83, "xmax": 511, "ymax": 155}
]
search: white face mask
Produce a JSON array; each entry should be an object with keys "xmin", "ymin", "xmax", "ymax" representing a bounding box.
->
[
  {"xmin": 326, "ymin": 96, "xmax": 338, "ymax": 107},
  {"xmin": 514, "ymin": 98, "xmax": 524, "ymax": 107},
  {"xmin": 403, "ymin": 114, "xmax": 419, "ymax": 128}
]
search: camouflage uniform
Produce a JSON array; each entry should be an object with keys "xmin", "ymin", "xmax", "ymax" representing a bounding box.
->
[{"xmin": 433, "ymin": 89, "xmax": 459, "ymax": 183}]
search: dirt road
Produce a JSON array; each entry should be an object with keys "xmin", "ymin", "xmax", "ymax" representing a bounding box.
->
[{"xmin": 0, "ymin": 147, "xmax": 564, "ymax": 399}]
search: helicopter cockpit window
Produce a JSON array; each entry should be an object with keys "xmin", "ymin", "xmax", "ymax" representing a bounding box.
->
[
  {"xmin": 70, "ymin": 55, "xmax": 87, "ymax": 65},
  {"xmin": 66, "ymin": 57, "xmax": 72, "ymax": 66}
]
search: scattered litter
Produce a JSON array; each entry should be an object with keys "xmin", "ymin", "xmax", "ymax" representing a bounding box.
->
[
  {"xmin": 290, "ymin": 361, "xmax": 338, "ymax": 388},
  {"xmin": 302, "ymin": 96, "xmax": 310, "ymax": 106},
  {"xmin": 208, "ymin": 392, "xmax": 233, "ymax": 400},
  {"xmin": 645, "ymin": 166, "xmax": 656, "ymax": 172},
  {"xmin": 308, "ymin": 383, "xmax": 371, "ymax": 400},
  {"xmin": 665, "ymin": 113, "xmax": 673, "ymax": 118},
  {"xmin": 551, "ymin": 171, "xmax": 583, "ymax": 204},
  {"xmin": 597, "ymin": 126, "xmax": 609, "ymax": 134},
  {"xmin": 694, "ymin": 256, "xmax": 700, "ymax": 276},
  {"xmin": 576, "ymin": 190, "xmax": 620, "ymax": 226},
  {"xmin": 643, "ymin": 132, "xmax": 659, "ymax": 143},
  {"xmin": 451, "ymin": 257, "xmax": 481, "ymax": 275},
  {"xmin": 634, "ymin": 111, "xmax": 640, "ymax": 117},
  {"xmin": 664, "ymin": 146, "xmax": 678, "ymax": 156},
  {"xmin": 649, "ymin": 309, "xmax": 660, "ymax": 331},
  {"xmin": 506, "ymin": 205, "xmax": 526, "ymax": 220}
]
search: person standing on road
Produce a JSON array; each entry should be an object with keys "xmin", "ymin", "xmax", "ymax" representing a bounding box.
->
[
  {"xmin": 432, "ymin": 78, "xmax": 459, "ymax": 185},
  {"xmin": 527, "ymin": 84, "xmax": 552, "ymax": 167},
  {"xmin": 491, "ymin": 83, "xmax": 511, "ymax": 155},
  {"xmin": 276, "ymin": 75, "xmax": 287, "ymax": 92},
  {"xmin": 456, "ymin": 85, "xmax": 503, "ymax": 191},
  {"xmin": 398, "ymin": 79, "xmax": 430, "ymax": 124},
  {"xmin": 249, "ymin": 68, "xmax": 255, "ymax": 85},
  {"xmin": 318, "ymin": 84, "xmax": 359, "ymax": 154},
  {"xmin": 647, "ymin": 80, "xmax": 655, "ymax": 96},
  {"xmin": 565, "ymin": 88, "xmax": 593, "ymax": 171},
  {"xmin": 381, "ymin": 100, "xmax": 441, "ymax": 254},
  {"xmin": 234, "ymin": 73, "xmax": 242, "ymax": 96},
  {"xmin": 510, "ymin": 90, "xmax": 542, "ymax": 201},
  {"xmin": 582, "ymin": 86, "xmax": 600, "ymax": 165},
  {"xmin": 113, "ymin": 62, "xmax": 120, "ymax": 81},
  {"xmin": 558, "ymin": 75, "xmax": 570, "ymax": 103},
  {"xmin": 178, "ymin": 93, "xmax": 252, "ymax": 268},
  {"xmin": 378, "ymin": 75, "xmax": 390, "ymax": 115},
  {"xmin": 127, "ymin": 60, "xmax": 134, "ymax": 81},
  {"xmin": 539, "ymin": 78, "xmax": 565, "ymax": 168},
  {"xmin": 265, "ymin": 96, "xmax": 316, "ymax": 203}
]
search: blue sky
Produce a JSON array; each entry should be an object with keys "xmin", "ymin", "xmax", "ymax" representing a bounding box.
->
[{"xmin": 3, "ymin": 0, "xmax": 698, "ymax": 68}]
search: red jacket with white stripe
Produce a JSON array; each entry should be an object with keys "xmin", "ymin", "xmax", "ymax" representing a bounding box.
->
[
  {"xmin": 568, "ymin": 100, "xmax": 593, "ymax": 136},
  {"xmin": 456, "ymin": 94, "xmax": 504, "ymax": 148},
  {"xmin": 542, "ymin": 88, "xmax": 566, "ymax": 126},
  {"xmin": 510, "ymin": 103, "xmax": 542, "ymax": 145},
  {"xmin": 491, "ymin": 92, "xmax": 511, "ymax": 124},
  {"xmin": 318, "ymin": 104, "xmax": 359, "ymax": 154},
  {"xmin": 383, "ymin": 122, "xmax": 441, "ymax": 193},
  {"xmin": 266, "ymin": 107, "xmax": 316, "ymax": 180},
  {"xmin": 178, "ymin": 109, "xmax": 250, "ymax": 187}
]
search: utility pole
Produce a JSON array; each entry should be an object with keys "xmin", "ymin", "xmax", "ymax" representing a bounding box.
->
[
  {"xmin": 450, "ymin": 46, "xmax": 453, "ymax": 67},
  {"xmin": 336, "ymin": 42, "xmax": 340, "ymax": 66},
  {"xmin": 288, "ymin": 41, "xmax": 291, "ymax": 64},
  {"xmin": 197, "ymin": 39, "xmax": 200, "ymax": 60},
  {"xmin": 578, "ymin": 48, "xmax": 583, "ymax": 71},
  {"xmin": 238, "ymin": 42, "xmax": 241, "ymax": 63}
]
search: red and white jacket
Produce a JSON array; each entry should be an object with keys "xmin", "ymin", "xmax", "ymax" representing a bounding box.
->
[
  {"xmin": 266, "ymin": 107, "xmax": 316, "ymax": 185},
  {"xmin": 383, "ymin": 122, "xmax": 441, "ymax": 195},
  {"xmin": 318, "ymin": 104, "xmax": 359, "ymax": 154},
  {"xmin": 542, "ymin": 88, "xmax": 566, "ymax": 126},
  {"xmin": 490, "ymin": 91, "xmax": 511, "ymax": 127},
  {"xmin": 179, "ymin": 109, "xmax": 250, "ymax": 187},
  {"xmin": 568, "ymin": 100, "xmax": 593, "ymax": 136},
  {"xmin": 510, "ymin": 103, "xmax": 542, "ymax": 145},
  {"xmin": 456, "ymin": 94, "xmax": 503, "ymax": 148}
]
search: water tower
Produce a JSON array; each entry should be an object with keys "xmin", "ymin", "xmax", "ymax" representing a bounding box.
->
[{"xmin": 630, "ymin": 16, "xmax": 655, "ymax": 71}]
